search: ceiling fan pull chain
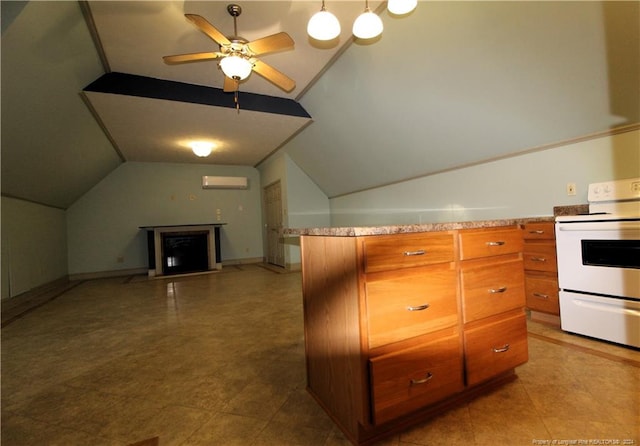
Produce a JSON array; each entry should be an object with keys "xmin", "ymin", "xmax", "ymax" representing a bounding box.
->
[{"xmin": 234, "ymin": 89, "xmax": 240, "ymax": 113}]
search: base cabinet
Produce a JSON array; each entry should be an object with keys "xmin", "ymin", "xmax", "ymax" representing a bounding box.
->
[
  {"xmin": 300, "ymin": 226, "xmax": 529, "ymax": 445},
  {"xmin": 522, "ymin": 222, "xmax": 560, "ymax": 320},
  {"xmin": 369, "ymin": 332, "xmax": 463, "ymax": 425},
  {"xmin": 365, "ymin": 266, "xmax": 458, "ymax": 348},
  {"xmin": 464, "ymin": 312, "xmax": 529, "ymax": 386},
  {"xmin": 458, "ymin": 227, "xmax": 528, "ymax": 388}
]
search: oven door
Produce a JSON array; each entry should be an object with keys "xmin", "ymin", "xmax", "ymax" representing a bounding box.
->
[
  {"xmin": 555, "ymin": 220, "xmax": 640, "ymax": 299},
  {"xmin": 559, "ymin": 290, "xmax": 640, "ymax": 348}
]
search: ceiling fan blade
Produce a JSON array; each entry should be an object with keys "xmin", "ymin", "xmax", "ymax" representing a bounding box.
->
[
  {"xmin": 223, "ymin": 75, "xmax": 238, "ymax": 93},
  {"xmin": 162, "ymin": 52, "xmax": 220, "ymax": 64},
  {"xmin": 252, "ymin": 60, "xmax": 296, "ymax": 92},
  {"xmin": 185, "ymin": 14, "xmax": 231, "ymax": 47},
  {"xmin": 246, "ymin": 32, "xmax": 294, "ymax": 56}
]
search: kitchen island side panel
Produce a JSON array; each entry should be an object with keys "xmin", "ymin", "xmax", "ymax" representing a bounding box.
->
[{"xmin": 300, "ymin": 235, "xmax": 367, "ymax": 438}]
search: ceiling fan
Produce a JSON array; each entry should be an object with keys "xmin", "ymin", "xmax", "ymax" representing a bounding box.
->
[{"xmin": 163, "ymin": 4, "xmax": 296, "ymax": 95}]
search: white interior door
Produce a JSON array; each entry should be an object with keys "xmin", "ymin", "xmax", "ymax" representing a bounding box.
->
[{"xmin": 264, "ymin": 181, "xmax": 285, "ymax": 267}]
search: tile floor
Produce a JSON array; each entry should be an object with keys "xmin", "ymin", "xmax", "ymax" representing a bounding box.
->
[{"xmin": 2, "ymin": 264, "xmax": 639, "ymax": 446}]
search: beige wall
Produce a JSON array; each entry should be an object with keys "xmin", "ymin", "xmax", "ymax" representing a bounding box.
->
[
  {"xmin": 1, "ymin": 197, "xmax": 68, "ymax": 299},
  {"xmin": 330, "ymin": 129, "xmax": 640, "ymax": 227}
]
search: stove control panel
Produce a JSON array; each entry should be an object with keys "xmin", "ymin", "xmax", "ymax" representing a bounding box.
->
[{"xmin": 588, "ymin": 177, "xmax": 640, "ymax": 203}]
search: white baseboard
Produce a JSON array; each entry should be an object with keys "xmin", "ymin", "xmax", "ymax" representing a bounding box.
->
[
  {"xmin": 222, "ymin": 257, "xmax": 263, "ymax": 266},
  {"xmin": 69, "ymin": 267, "xmax": 148, "ymax": 281},
  {"xmin": 2, "ymin": 275, "xmax": 70, "ymax": 301},
  {"xmin": 68, "ymin": 259, "xmax": 268, "ymax": 281}
]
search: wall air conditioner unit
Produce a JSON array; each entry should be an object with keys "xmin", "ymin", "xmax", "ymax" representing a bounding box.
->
[{"xmin": 202, "ymin": 176, "xmax": 248, "ymax": 190}]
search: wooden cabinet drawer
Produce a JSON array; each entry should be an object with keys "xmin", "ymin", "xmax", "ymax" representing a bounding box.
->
[
  {"xmin": 363, "ymin": 233, "xmax": 455, "ymax": 273},
  {"xmin": 459, "ymin": 228, "xmax": 523, "ymax": 260},
  {"xmin": 525, "ymin": 275, "xmax": 559, "ymax": 314},
  {"xmin": 366, "ymin": 267, "xmax": 458, "ymax": 349},
  {"xmin": 460, "ymin": 259, "xmax": 525, "ymax": 323},
  {"xmin": 464, "ymin": 312, "xmax": 528, "ymax": 386},
  {"xmin": 522, "ymin": 222, "xmax": 555, "ymax": 241},
  {"xmin": 369, "ymin": 333, "xmax": 464, "ymax": 425},
  {"xmin": 523, "ymin": 244, "xmax": 557, "ymax": 272}
]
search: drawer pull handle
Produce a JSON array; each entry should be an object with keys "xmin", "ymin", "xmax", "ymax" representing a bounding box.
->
[
  {"xmin": 489, "ymin": 287, "xmax": 507, "ymax": 294},
  {"xmin": 486, "ymin": 241, "xmax": 505, "ymax": 246},
  {"xmin": 529, "ymin": 230, "xmax": 545, "ymax": 234},
  {"xmin": 404, "ymin": 249, "xmax": 426, "ymax": 256},
  {"xmin": 410, "ymin": 372, "xmax": 433, "ymax": 386},
  {"xmin": 407, "ymin": 303, "xmax": 430, "ymax": 312},
  {"xmin": 531, "ymin": 257, "xmax": 547, "ymax": 262},
  {"xmin": 533, "ymin": 292, "xmax": 549, "ymax": 300},
  {"xmin": 492, "ymin": 344, "xmax": 510, "ymax": 353}
]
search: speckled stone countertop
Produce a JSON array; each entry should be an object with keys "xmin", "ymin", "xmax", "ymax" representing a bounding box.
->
[
  {"xmin": 284, "ymin": 216, "xmax": 557, "ymax": 237},
  {"xmin": 553, "ymin": 204, "xmax": 590, "ymax": 216}
]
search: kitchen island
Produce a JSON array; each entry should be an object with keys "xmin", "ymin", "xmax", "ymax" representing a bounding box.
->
[{"xmin": 286, "ymin": 217, "xmax": 553, "ymax": 445}]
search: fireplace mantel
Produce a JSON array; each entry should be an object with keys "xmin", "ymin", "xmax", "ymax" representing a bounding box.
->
[{"xmin": 140, "ymin": 224, "xmax": 226, "ymax": 276}]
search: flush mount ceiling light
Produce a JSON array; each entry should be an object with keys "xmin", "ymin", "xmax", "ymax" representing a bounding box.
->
[
  {"xmin": 307, "ymin": 1, "xmax": 341, "ymax": 41},
  {"xmin": 352, "ymin": 0, "xmax": 383, "ymax": 39},
  {"xmin": 387, "ymin": 0, "xmax": 417, "ymax": 15},
  {"xmin": 219, "ymin": 53, "xmax": 253, "ymax": 80},
  {"xmin": 190, "ymin": 141, "xmax": 215, "ymax": 157}
]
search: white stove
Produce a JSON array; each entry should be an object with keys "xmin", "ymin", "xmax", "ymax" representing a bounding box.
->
[{"xmin": 555, "ymin": 177, "xmax": 640, "ymax": 348}]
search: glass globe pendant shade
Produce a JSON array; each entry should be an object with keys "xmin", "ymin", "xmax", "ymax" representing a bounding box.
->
[
  {"xmin": 387, "ymin": 0, "xmax": 417, "ymax": 15},
  {"xmin": 307, "ymin": 9, "xmax": 341, "ymax": 40},
  {"xmin": 219, "ymin": 54, "xmax": 253, "ymax": 80},
  {"xmin": 352, "ymin": 9, "xmax": 383, "ymax": 39}
]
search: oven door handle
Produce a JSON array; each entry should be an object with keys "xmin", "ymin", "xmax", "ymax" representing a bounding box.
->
[{"xmin": 557, "ymin": 221, "xmax": 640, "ymax": 231}]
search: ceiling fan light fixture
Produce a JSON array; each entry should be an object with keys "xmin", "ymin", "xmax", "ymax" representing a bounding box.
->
[
  {"xmin": 307, "ymin": 3, "xmax": 341, "ymax": 40},
  {"xmin": 352, "ymin": 8, "xmax": 383, "ymax": 39},
  {"xmin": 190, "ymin": 141, "xmax": 215, "ymax": 157},
  {"xmin": 219, "ymin": 54, "xmax": 253, "ymax": 80},
  {"xmin": 387, "ymin": 0, "xmax": 417, "ymax": 15}
]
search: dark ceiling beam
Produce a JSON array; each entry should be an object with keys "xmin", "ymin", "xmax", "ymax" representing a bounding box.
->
[{"xmin": 84, "ymin": 72, "xmax": 312, "ymax": 117}]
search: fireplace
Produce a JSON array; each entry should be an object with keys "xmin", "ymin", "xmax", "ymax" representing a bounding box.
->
[
  {"xmin": 162, "ymin": 231, "xmax": 209, "ymax": 275},
  {"xmin": 140, "ymin": 224, "xmax": 225, "ymax": 276}
]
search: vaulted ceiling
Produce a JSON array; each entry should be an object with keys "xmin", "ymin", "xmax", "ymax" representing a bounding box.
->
[
  {"xmin": 2, "ymin": 1, "xmax": 639, "ymax": 209},
  {"xmin": 3, "ymin": 0, "xmax": 378, "ymax": 208}
]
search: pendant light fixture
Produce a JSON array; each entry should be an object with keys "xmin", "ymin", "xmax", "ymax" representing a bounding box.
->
[
  {"xmin": 307, "ymin": 0, "xmax": 341, "ymax": 41},
  {"xmin": 387, "ymin": 0, "xmax": 417, "ymax": 15},
  {"xmin": 352, "ymin": 0, "xmax": 383, "ymax": 39}
]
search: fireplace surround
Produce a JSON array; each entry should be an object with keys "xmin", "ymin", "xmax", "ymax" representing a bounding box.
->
[{"xmin": 140, "ymin": 224, "xmax": 225, "ymax": 276}]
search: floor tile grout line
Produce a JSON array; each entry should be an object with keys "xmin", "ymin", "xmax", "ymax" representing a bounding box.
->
[
  {"xmin": 1, "ymin": 263, "xmax": 285, "ymax": 328},
  {"xmin": 527, "ymin": 331, "xmax": 640, "ymax": 368},
  {"xmin": 1, "ymin": 281, "xmax": 85, "ymax": 328},
  {"xmin": 3, "ymin": 266, "xmax": 637, "ymax": 445},
  {"xmin": 519, "ymin": 381, "xmax": 556, "ymax": 442}
]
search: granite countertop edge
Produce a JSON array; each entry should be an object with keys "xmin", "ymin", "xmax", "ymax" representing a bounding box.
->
[{"xmin": 284, "ymin": 216, "xmax": 557, "ymax": 237}]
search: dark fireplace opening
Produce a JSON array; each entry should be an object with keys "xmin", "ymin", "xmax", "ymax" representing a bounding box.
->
[{"xmin": 161, "ymin": 231, "xmax": 209, "ymax": 275}]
